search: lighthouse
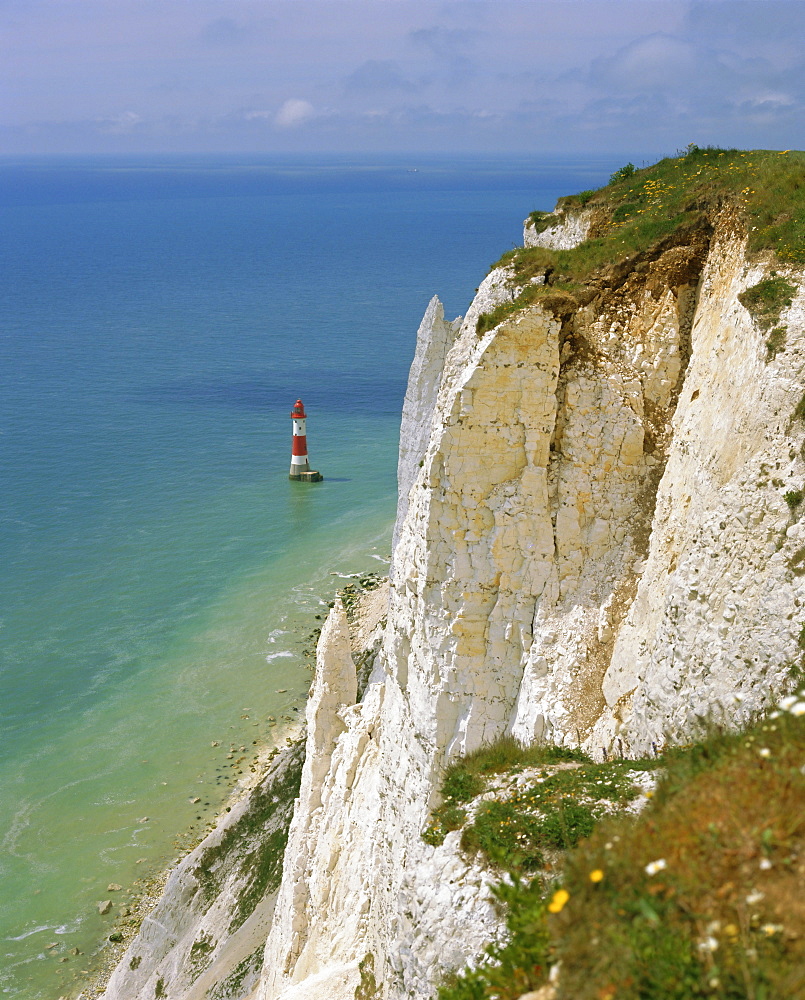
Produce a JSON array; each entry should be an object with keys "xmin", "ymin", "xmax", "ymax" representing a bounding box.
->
[{"xmin": 289, "ymin": 399, "xmax": 323, "ymax": 482}]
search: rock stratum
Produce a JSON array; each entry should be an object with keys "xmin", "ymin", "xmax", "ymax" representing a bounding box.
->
[{"xmin": 98, "ymin": 172, "xmax": 805, "ymax": 1000}]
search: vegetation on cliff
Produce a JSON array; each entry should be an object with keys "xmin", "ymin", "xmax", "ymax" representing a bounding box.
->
[
  {"xmin": 422, "ymin": 737, "xmax": 656, "ymax": 875},
  {"xmin": 478, "ymin": 146, "xmax": 805, "ymax": 335},
  {"xmin": 437, "ymin": 696, "xmax": 805, "ymax": 1000}
]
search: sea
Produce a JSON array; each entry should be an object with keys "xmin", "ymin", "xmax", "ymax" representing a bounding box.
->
[{"xmin": 0, "ymin": 152, "xmax": 618, "ymax": 998}]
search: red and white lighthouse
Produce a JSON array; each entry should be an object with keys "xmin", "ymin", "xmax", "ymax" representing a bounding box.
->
[{"xmin": 289, "ymin": 399, "xmax": 323, "ymax": 482}]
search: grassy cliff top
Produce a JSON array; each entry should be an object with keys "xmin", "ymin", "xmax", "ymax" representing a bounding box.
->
[
  {"xmin": 479, "ymin": 146, "xmax": 805, "ymax": 336},
  {"xmin": 566, "ymin": 146, "xmax": 802, "ymax": 259}
]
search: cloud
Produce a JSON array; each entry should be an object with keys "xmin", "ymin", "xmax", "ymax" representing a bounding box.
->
[
  {"xmin": 344, "ymin": 60, "xmax": 417, "ymax": 95},
  {"xmin": 404, "ymin": 22, "xmax": 482, "ymax": 89},
  {"xmin": 96, "ymin": 110, "xmax": 142, "ymax": 134},
  {"xmin": 5, "ymin": 0, "xmax": 805, "ymax": 155},
  {"xmin": 590, "ymin": 33, "xmax": 698, "ymax": 93},
  {"xmin": 408, "ymin": 25, "xmax": 477, "ymax": 57},
  {"xmin": 275, "ymin": 99, "xmax": 315, "ymax": 128}
]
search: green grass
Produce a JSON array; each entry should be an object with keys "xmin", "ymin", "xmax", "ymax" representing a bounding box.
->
[
  {"xmin": 480, "ymin": 148, "xmax": 805, "ymax": 335},
  {"xmin": 422, "ymin": 736, "xmax": 592, "ymax": 848},
  {"xmin": 456, "ymin": 733, "xmax": 590, "ymax": 773},
  {"xmin": 438, "ymin": 703, "xmax": 805, "ymax": 1000},
  {"xmin": 460, "ymin": 801, "xmax": 548, "ymax": 872},
  {"xmin": 766, "ymin": 326, "xmax": 787, "ymax": 360},
  {"xmin": 423, "ymin": 735, "xmax": 654, "ymax": 871},
  {"xmin": 738, "ymin": 275, "xmax": 796, "ymax": 332},
  {"xmin": 456, "ymin": 759, "xmax": 654, "ymax": 874},
  {"xmin": 527, "ymin": 209, "xmax": 557, "ymax": 234}
]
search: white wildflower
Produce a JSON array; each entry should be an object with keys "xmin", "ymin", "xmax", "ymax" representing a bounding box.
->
[{"xmin": 645, "ymin": 858, "xmax": 667, "ymax": 876}]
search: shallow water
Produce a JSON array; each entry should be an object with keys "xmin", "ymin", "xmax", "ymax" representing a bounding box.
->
[{"xmin": 0, "ymin": 153, "xmax": 618, "ymax": 997}]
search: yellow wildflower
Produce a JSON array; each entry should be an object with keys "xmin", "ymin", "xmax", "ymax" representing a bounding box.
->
[
  {"xmin": 548, "ymin": 888, "xmax": 570, "ymax": 913},
  {"xmin": 589, "ymin": 869, "xmax": 604, "ymax": 883}
]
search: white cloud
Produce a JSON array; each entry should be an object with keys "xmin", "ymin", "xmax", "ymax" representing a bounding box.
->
[
  {"xmin": 274, "ymin": 99, "xmax": 314, "ymax": 128},
  {"xmin": 96, "ymin": 110, "xmax": 142, "ymax": 134},
  {"xmin": 591, "ymin": 33, "xmax": 698, "ymax": 92},
  {"xmin": 745, "ymin": 91, "xmax": 795, "ymax": 109}
]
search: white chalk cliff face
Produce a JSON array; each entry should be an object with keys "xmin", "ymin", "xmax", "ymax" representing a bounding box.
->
[
  {"xmin": 524, "ymin": 207, "xmax": 591, "ymax": 250},
  {"xmin": 98, "ymin": 198, "xmax": 805, "ymax": 1000},
  {"xmin": 260, "ymin": 205, "xmax": 805, "ymax": 998},
  {"xmin": 392, "ymin": 296, "xmax": 462, "ymax": 568}
]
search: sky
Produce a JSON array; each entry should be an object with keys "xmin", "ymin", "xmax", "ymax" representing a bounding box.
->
[{"xmin": 2, "ymin": 0, "xmax": 804, "ymax": 156}]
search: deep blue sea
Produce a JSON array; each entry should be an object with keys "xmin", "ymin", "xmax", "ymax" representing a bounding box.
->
[{"xmin": 0, "ymin": 153, "xmax": 618, "ymax": 997}]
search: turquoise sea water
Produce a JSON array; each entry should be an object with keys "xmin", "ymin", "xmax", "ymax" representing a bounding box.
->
[{"xmin": 0, "ymin": 154, "xmax": 617, "ymax": 998}]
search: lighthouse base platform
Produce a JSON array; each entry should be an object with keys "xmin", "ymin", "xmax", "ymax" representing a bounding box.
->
[{"xmin": 289, "ymin": 470, "xmax": 323, "ymax": 483}]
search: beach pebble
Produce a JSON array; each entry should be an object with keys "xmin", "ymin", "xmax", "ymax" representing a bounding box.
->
[
  {"xmin": 108, "ymin": 931, "xmax": 124, "ymax": 943},
  {"xmin": 46, "ymin": 942, "xmax": 58, "ymax": 950},
  {"xmin": 189, "ymin": 797, "xmax": 201, "ymax": 804},
  {"xmin": 276, "ymin": 689, "xmax": 287, "ymax": 693},
  {"xmin": 211, "ymin": 741, "xmax": 220, "ymax": 747},
  {"xmin": 107, "ymin": 883, "xmax": 122, "ymax": 892},
  {"xmin": 137, "ymin": 817, "xmax": 149, "ymax": 823},
  {"xmin": 97, "ymin": 900, "xmax": 112, "ymax": 915}
]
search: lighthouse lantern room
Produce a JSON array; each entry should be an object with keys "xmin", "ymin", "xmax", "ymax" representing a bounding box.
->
[{"xmin": 289, "ymin": 399, "xmax": 323, "ymax": 482}]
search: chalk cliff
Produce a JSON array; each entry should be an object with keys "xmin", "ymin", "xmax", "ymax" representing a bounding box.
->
[
  {"xmin": 259, "ymin": 201, "xmax": 805, "ymax": 999},
  {"xmin": 98, "ymin": 180, "xmax": 805, "ymax": 1000}
]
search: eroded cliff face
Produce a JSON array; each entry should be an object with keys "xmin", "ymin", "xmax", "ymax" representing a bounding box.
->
[
  {"xmin": 260, "ymin": 204, "xmax": 805, "ymax": 999},
  {"xmin": 515, "ymin": 212, "xmax": 805, "ymax": 756}
]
